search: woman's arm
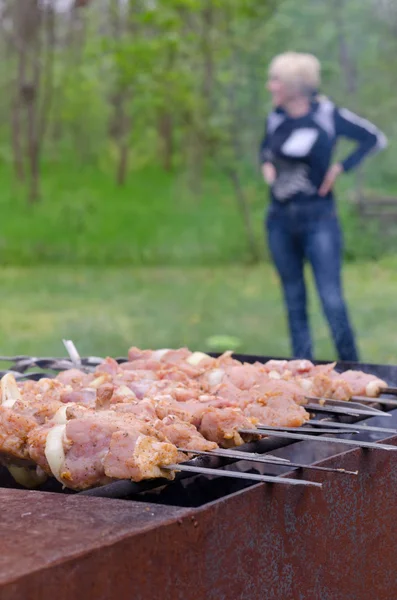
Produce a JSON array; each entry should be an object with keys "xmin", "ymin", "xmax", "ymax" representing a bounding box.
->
[
  {"xmin": 259, "ymin": 119, "xmax": 273, "ymax": 164},
  {"xmin": 319, "ymin": 107, "xmax": 387, "ymax": 196},
  {"xmin": 259, "ymin": 118, "xmax": 276, "ymax": 184},
  {"xmin": 335, "ymin": 107, "xmax": 387, "ymax": 172},
  {"xmin": 261, "ymin": 162, "xmax": 276, "ymax": 185}
]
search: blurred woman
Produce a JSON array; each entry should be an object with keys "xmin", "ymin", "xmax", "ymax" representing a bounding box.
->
[{"xmin": 260, "ymin": 52, "xmax": 387, "ymax": 360}]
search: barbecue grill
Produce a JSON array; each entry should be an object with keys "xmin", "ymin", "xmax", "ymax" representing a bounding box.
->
[{"xmin": 1, "ymin": 353, "xmax": 397, "ymax": 600}]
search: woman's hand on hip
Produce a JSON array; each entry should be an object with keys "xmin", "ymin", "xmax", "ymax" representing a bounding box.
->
[
  {"xmin": 318, "ymin": 163, "xmax": 343, "ymax": 196},
  {"xmin": 262, "ymin": 162, "xmax": 276, "ymax": 185}
]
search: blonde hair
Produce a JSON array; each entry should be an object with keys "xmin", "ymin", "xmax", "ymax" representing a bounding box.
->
[{"xmin": 269, "ymin": 52, "xmax": 321, "ymax": 96}]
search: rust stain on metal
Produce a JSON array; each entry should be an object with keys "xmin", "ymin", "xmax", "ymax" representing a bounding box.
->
[{"xmin": 0, "ymin": 440, "xmax": 397, "ymax": 599}]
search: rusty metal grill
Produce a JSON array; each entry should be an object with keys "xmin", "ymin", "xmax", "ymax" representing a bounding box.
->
[
  {"xmin": 0, "ymin": 353, "xmax": 397, "ymax": 506},
  {"xmin": 2, "ymin": 354, "xmax": 397, "ymax": 600}
]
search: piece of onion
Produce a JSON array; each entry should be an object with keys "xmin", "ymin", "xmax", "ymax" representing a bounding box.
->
[
  {"xmin": 52, "ymin": 405, "xmax": 70, "ymax": 425},
  {"xmin": 44, "ymin": 424, "xmax": 66, "ymax": 483},
  {"xmin": 88, "ymin": 375, "xmax": 108, "ymax": 389},
  {"xmin": 268, "ymin": 370, "xmax": 281, "ymax": 380},
  {"xmin": 7, "ymin": 465, "xmax": 47, "ymax": 489},
  {"xmin": 299, "ymin": 378, "xmax": 313, "ymax": 393},
  {"xmin": 207, "ymin": 368, "xmax": 225, "ymax": 388},
  {"xmin": 366, "ymin": 380, "xmax": 383, "ymax": 397},
  {"xmin": 186, "ymin": 352, "xmax": 211, "ymax": 366},
  {"xmin": 116, "ymin": 385, "xmax": 136, "ymax": 398},
  {"xmin": 152, "ymin": 349, "xmax": 170, "ymax": 361},
  {"xmin": 1, "ymin": 373, "xmax": 22, "ymax": 408}
]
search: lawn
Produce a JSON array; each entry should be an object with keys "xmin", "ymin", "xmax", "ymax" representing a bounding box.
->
[
  {"xmin": 0, "ymin": 164, "xmax": 267, "ymax": 266},
  {"xmin": 1, "ymin": 261, "xmax": 397, "ymax": 364},
  {"xmin": 0, "ymin": 160, "xmax": 392, "ymax": 267}
]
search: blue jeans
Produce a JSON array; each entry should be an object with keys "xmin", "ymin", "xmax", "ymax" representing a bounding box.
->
[{"xmin": 266, "ymin": 199, "xmax": 359, "ymax": 361}]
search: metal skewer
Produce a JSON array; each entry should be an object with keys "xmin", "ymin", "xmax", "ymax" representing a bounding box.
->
[
  {"xmin": 351, "ymin": 395, "xmax": 397, "ymax": 407},
  {"xmin": 163, "ymin": 464, "xmax": 322, "ymax": 488},
  {"xmin": 380, "ymin": 386, "xmax": 397, "ymax": 396},
  {"xmin": 239, "ymin": 428, "xmax": 397, "ymax": 451},
  {"xmin": 309, "ymin": 421, "xmax": 397, "ymax": 435},
  {"xmin": 255, "ymin": 425, "xmax": 360, "ymax": 435},
  {"xmin": 62, "ymin": 339, "xmax": 82, "ymax": 368},
  {"xmin": 178, "ymin": 447, "xmax": 289, "ymax": 463},
  {"xmin": 306, "ymin": 397, "xmax": 388, "ymax": 416},
  {"xmin": 305, "ymin": 403, "xmax": 391, "ymax": 418},
  {"xmin": 178, "ymin": 448, "xmax": 358, "ymax": 475}
]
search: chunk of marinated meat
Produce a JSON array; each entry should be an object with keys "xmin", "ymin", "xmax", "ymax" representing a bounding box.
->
[
  {"xmin": 103, "ymin": 430, "xmax": 177, "ymax": 483},
  {"xmin": 214, "ymin": 378, "xmax": 306, "ymax": 408},
  {"xmin": 109, "ymin": 384, "xmax": 136, "ymax": 404},
  {"xmin": 111, "ymin": 399, "xmax": 158, "ymax": 421},
  {"xmin": 306, "ymin": 373, "xmax": 353, "ymax": 401},
  {"xmin": 147, "ymin": 397, "xmax": 257, "ymax": 447},
  {"xmin": 244, "ymin": 396, "xmax": 309, "ymax": 428},
  {"xmin": 127, "ymin": 347, "xmax": 155, "ymax": 361},
  {"xmin": 337, "ymin": 370, "xmax": 387, "ymax": 397},
  {"xmin": 95, "ymin": 383, "xmax": 115, "ymax": 408},
  {"xmin": 0, "ymin": 406, "xmax": 37, "ymax": 460},
  {"xmin": 283, "ymin": 360, "xmax": 315, "ymax": 375},
  {"xmin": 28, "ymin": 412, "xmax": 178, "ymax": 489},
  {"xmin": 199, "ymin": 407, "xmax": 258, "ymax": 448},
  {"xmin": 154, "ymin": 415, "xmax": 218, "ymax": 452},
  {"xmin": 254, "ymin": 380, "xmax": 307, "ymax": 406},
  {"xmin": 262, "ymin": 360, "xmax": 289, "ymax": 374},
  {"xmin": 213, "ymin": 351, "xmax": 240, "ymax": 367},
  {"xmin": 153, "ymin": 397, "xmax": 197, "ymax": 424},
  {"xmin": 123, "ymin": 378, "xmax": 199, "ymax": 403},
  {"xmin": 11, "ymin": 396, "xmax": 63, "ymax": 424},
  {"xmin": 116, "ymin": 369, "xmax": 157, "ymax": 381},
  {"xmin": 95, "ymin": 357, "xmax": 121, "ymax": 377},
  {"xmin": 126, "ymin": 347, "xmax": 192, "ymax": 371},
  {"xmin": 157, "ymin": 348, "xmax": 192, "ymax": 365},
  {"xmin": 200, "ymin": 368, "xmax": 227, "ymax": 392},
  {"xmin": 6, "ymin": 378, "xmax": 65, "ymax": 424},
  {"xmin": 55, "ymin": 369, "xmax": 93, "ymax": 388},
  {"xmin": 157, "ymin": 367, "xmax": 198, "ymax": 385},
  {"xmin": 27, "ymin": 423, "xmax": 52, "ymax": 472},
  {"xmin": 221, "ymin": 365, "xmax": 263, "ymax": 390},
  {"xmin": 262, "ymin": 359, "xmax": 336, "ymax": 379},
  {"xmin": 310, "ymin": 363, "xmax": 337, "ymax": 376},
  {"xmin": 299, "ymin": 368, "xmax": 385, "ymax": 401},
  {"xmin": 60, "ymin": 387, "xmax": 97, "ymax": 407}
]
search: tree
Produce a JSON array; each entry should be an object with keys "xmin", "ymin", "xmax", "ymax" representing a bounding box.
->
[{"xmin": 2, "ymin": 0, "xmax": 56, "ymax": 202}]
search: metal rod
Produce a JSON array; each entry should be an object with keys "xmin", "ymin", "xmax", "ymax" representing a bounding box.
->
[
  {"xmin": 178, "ymin": 448, "xmax": 358, "ymax": 475},
  {"xmin": 305, "ymin": 403, "xmax": 391, "ymax": 418},
  {"xmin": 239, "ymin": 429, "xmax": 397, "ymax": 451},
  {"xmin": 309, "ymin": 421, "xmax": 397, "ymax": 435},
  {"xmin": 179, "ymin": 448, "xmax": 289, "ymax": 463},
  {"xmin": 306, "ymin": 404, "xmax": 362, "ymax": 417},
  {"xmin": 255, "ymin": 425, "xmax": 360, "ymax": 434},
  {"xmin": 380, "ymin": 386, "xmax": 397, "ymax": 396},
  {"xmin": 179, "ymin": 448, "xmax": 288, "ymax": 463},
  {"xmin": 163, "ymin": 464, "xmax": 322, "ymax": 488},
  {"xmin": 351, "ymin": 396, "xmax": 397, "ymax": 407},
  {"xmin": 62, "ymin": 339, "xmax": 82, "ymax": 368},
  {"xmin": 306, "ymin": 396, "xmax": 387, "ymax": 415}
]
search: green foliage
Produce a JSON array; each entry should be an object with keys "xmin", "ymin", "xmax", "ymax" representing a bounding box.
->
[{"xmin": 1, "ymin": 0, "xmax": 396, "ymax": 265}]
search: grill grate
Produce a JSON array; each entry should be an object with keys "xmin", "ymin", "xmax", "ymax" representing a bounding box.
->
[{"xmin": 0, "ymin": 354, "xmax": 396, "ymax": 505}]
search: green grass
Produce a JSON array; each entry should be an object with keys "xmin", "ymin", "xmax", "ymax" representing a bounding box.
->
[
  {"xmin": 0, "ymin": 158, "xmax": 394, "ymax": 266},
  {"xmin": 0, "ymin": 163, "xmax": 267, "ymax": 266},
  {"xmin": 1, "ymin": 262, "xmax": 397, "ymax": 364}
]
